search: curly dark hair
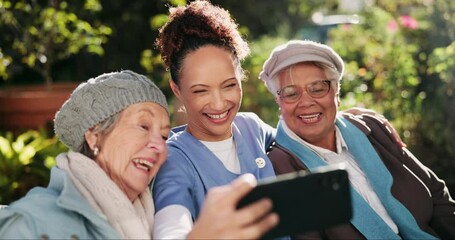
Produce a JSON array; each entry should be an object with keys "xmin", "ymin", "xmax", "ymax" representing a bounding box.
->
[{"xmin": 155, "ymin": 0, "xmax": 250, "ymax": 85}]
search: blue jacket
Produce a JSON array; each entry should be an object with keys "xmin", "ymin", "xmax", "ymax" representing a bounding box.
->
[{"xmin": 0, "ymin": 166, "xmax": 120, "ymax": 239}]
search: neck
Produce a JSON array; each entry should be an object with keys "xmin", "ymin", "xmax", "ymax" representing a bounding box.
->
[
  {"xmin": 185, "ymin": 124, "xmax": 232, "ymax": 142},
  {"xmin": 302, "ymin": 129, "xmax": 337, "ymax": 152}
]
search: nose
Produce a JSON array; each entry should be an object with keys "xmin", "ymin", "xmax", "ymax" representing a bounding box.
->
[
  {"xmin": 146, "ymin": 132, "xmax": 166, "ymax": 153},
  {"xmin": 296, "ymin": 90, "xmax": 316, "ymax": 107},
  {"xmin": 210, "ymin": 90, "xmax": 226, "ymax": 110}
]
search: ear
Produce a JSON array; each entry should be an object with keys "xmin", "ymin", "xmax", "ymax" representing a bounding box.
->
[
  {"xmin": 170, "ymin": 80, "xmax": 182, "ymax": 101},
  {"xmin": 84, "ymin": 129, "xmax": 99, "ymax": 151}
]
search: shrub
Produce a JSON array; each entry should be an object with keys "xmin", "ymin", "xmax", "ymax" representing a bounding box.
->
[{"xmin": 0, "ymin": 130, "xmax": 68, "ymax": 204}]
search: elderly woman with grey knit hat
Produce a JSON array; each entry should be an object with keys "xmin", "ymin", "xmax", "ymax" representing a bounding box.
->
[
  {"xmin": 0, "ymin": 70, "xmax": 278, "ymax": 239},
  {"xmin": 260, "ymin": 40, "xmax": 455, "ymax": 239}
]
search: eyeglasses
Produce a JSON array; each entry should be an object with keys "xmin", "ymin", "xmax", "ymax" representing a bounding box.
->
[{"xmin": 277, "ymin": 80, "xmax": 333, "ymax": 103}]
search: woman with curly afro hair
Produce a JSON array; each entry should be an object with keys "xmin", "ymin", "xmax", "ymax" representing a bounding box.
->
[{"xmin": 152, "ymin": 0, "xmax": 280, "ymax": 239}]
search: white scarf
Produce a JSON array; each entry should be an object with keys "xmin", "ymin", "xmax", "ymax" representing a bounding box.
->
[{"xmin": 56, "ymin": 151, "xmax": 154, "ymax": 239}]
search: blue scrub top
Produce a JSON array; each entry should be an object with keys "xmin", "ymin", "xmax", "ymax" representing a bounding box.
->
[{"xmin": 153, "ymin": 112, "xmax": 276, "ymax": 219}]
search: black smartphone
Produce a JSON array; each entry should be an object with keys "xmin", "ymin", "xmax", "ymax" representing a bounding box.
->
[{"xmin": 237, "ymin": 164, "xmax": 352, "ymax": 239}]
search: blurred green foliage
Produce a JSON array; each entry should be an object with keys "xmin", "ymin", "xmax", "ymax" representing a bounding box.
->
[
  {"xmin": 0, "ymin": 0, "xmax": 111, "ymax": 86},
  {"xmin": 0, "ymin": 130, "xmax": 68, "ymax": 204},
  {"xmin": 325, "ymin": 0, "xmax": 455, "ymax": 191}
]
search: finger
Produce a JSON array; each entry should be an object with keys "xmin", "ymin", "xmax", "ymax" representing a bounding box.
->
[
  {"xmin": 382, "ymin": 120, "xmax": 407, "ymax": 148},
  {"xmin": 235, "ymin": 198, "xmax": 274, "ymax": 226},
  {"xmin": 219, "ymin": 174, "xmax": 257, "ymax": 206},
  {"xmin": 238, "ymin": 212, "xmax": 279, "ymax": 239},
  {"xmin": 391, "ymin": 128, "xmax": 407, "ymax": 148}
]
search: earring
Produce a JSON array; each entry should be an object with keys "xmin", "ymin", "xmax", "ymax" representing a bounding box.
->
[{"xmin": 93, "ymin": 147, "xmax": 99, "ymax": 156}]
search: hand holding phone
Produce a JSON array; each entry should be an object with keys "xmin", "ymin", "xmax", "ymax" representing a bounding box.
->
[{"xmin": 237, "ymin": 164, "xmax": 352, "ymax": 239}]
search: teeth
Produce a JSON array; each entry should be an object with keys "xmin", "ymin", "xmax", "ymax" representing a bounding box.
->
[
  {"xmin": 133, "ymin": 159, "xmax": 154, "ymax": 172},
  {"xmin": 299, "ymin": 113, "xmax": 320, "ymax": 123},
  {"xmin": 300, "ymin": 113, "xmax": 320, "ymax": 119},
  {"xmin": 207, "ymin": 111, "xmax": 228, "ymax": 119}
]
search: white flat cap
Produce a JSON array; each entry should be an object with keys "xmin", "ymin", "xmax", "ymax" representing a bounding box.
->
[{"xmin": 259, "ymin": 40, "xmax": 344, "ymax": 85}]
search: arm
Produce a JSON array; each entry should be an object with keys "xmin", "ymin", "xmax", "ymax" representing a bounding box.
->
[
  {"xmin": 152, "ymin": 150, "xmax": 199, "ymax": 238},
  {"xmin": 188, "ymin": 174, "xmax": 278, "ymax": 239},
  {"xmin": 401, "ymin": 148, "xmax": 455, "ymax": 239},
  {"xmin": 355, "ymin": 114, "xmax": 455, "ymax": 239},
  {"xmin": 154, "ymin": 205, "xmax": 193, "ymax": 239}
]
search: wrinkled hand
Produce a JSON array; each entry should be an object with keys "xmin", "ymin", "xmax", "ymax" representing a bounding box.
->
[
  {"xmin": 343, "ymin": 107, "xmax": 406, "ymax": 148},
  {"xmin": 187, "ymin": 174, "xmax": 279, "ymax": 239}
]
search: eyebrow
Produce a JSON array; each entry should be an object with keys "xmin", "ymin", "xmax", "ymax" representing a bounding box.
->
[
  {"xmin": 139, "ymin": 108, "xmax": 156, "ymax": 117},
  {"xmin": 138, "ymin": 109, "xmax": 171, "ymax": 130},
  {"xmin": 189, "ymin": 77, "xmax": 238, "ymax": 89}
]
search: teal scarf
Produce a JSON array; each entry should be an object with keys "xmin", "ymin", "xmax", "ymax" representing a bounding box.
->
[{"xmin": 275, "ymin": 116, "xmax": 435, "ymax": 239}]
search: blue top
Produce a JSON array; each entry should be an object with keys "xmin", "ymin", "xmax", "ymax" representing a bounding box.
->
[
  {"xmin": 153, "ymin": 112, "xmax": 277, "ymax": 219},
  {"xmin": 0, "ymin": 166, "xmax": 119, "ymax": 239}
]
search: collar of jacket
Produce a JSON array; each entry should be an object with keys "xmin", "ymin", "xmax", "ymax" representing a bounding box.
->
[{"xmin": 46, "ymin": 166, "xmax": 118, "ymax": 234}]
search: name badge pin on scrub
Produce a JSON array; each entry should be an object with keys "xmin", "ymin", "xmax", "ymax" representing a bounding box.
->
[{"xmin": 255, "ymin": 157, "xmax": 266, "ymax": 168}]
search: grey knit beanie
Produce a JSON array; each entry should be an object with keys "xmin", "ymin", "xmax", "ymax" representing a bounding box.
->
[{"xmin": 54, "ymin": 70, "xmax": 169, "ymax": 151}]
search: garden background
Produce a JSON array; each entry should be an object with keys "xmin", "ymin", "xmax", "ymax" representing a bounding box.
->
[{"xmin": 1, "ymin": 0, "xmax": 454, "ymax": 204}]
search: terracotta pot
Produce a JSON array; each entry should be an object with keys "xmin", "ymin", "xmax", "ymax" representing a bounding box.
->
[{"xmin": 0, "ymin": 83, "xmax": 78, "ymax": 132}]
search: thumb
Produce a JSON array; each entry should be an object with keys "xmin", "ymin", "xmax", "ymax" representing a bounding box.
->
[{"xmin": 226, "ymin": 173, "xmax": 257, "ymax": 205}]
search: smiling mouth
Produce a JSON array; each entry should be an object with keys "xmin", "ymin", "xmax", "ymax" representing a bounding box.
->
[
  {"xmin": 206, "ymin": 110, "xmax": 229, "ymax": 119},
  {"xmin": 299, "ymin": 113, "xmax": 321, "ymax": 123},
  {"xmin": 133, "ymin": 159, "xmax": 154, "ymax": 172}
]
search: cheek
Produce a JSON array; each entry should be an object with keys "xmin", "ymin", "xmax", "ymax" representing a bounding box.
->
[
  {"xmin": 280, "ymin": 103, "xmax": 296, "ymax": 116},
  {"xmin": 236, "ymin": 85, "xmax": 243, "ymax": 98},
  {"xmin": 181, "ymin": 92, "xmax": 204, "ymax": 110},
  {"xmin": 184, "ymin": 97, "xmax": 205, "ymax": 115},
  {"xmin": 226, "ymin": 86, "xmax": 242, "ymax": 104},
  {"xmin": 102, "ymin": 143, "xmax": 131, "ymax": 169},
  {"xmin": 101, "ymin": 135, "xmax": 140, "ymax": 167},
  {"xmin": 321, "ymin": 92, "xmax": 338, "ymax": 109}
]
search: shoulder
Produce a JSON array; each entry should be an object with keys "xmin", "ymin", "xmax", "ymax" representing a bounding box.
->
[
  {"xmin": 159, "ymin": 135, "xmax": 198, "ymax": 179},
  {"xmin": 341, "ymin": 112, "xmax": 397, "ymax": 140},
  {"xmin": 8, "ymin": 186, "xmax": 61, "ymax": 215},
  {"xmin": 0, "ymin": 187, "xmax": 84, "ymax": 238},
  {"xmin": 234, "ymin": 112, "xmax": 274, "ymax": 133},
  {"xmin": 341, "ymin": 113, "xmax": 403, "ymax": 160},
  {"xmin": 234, "ymin": 112, "xmax": 262, "ymax": 124},
  {"xmin": 166, "ymin": 132, "xmax": 199, "ymax": 161},
  {"xmin": 170, "ymin": 124, "xmax": 186, "ymax": 135},
  {"xmin": 341, "ymin": 113, "xmax": 398, "ymax": 144},
  {"xmin": 0, "ymin": 204, "xmax": 36, "ymax": 238},
  {"xmin": 0, "ymin": 168, "xmax": 117, "ymax": 239}
]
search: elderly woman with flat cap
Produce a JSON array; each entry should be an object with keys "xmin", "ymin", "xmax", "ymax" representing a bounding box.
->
[
  {"xmin": 260, "ymin": 40, "xmax": 455, "ymax": 239},
  {"xmin": 0, "ymin": 70, "xmax": 278, "ymax": 239}
]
